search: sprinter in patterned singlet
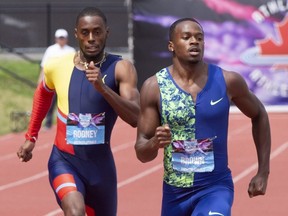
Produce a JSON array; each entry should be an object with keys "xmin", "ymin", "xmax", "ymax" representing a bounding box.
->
[
  {"xmin": 17, "ymin": 7, "xmax": 140, "ymax": 216},
  {"xmin": 135, "ymin": 18, "xmax": 271, "ymax": 216}
]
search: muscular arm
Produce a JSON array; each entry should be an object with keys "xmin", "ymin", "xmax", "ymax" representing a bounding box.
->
[
  {"xmin": 225, "ymin": 70, "xmax": 271, "ymax": 197},
  {"xmin": 134, "ymin": 76, "xmax": 171, "ymax": 163},
  {"xmin": 86, "ymin": 59, "xmax": 140, "ymax": 127},
  {"xmin": 112, "ymin": 60, "xmax": 140, "ymax": 127}
]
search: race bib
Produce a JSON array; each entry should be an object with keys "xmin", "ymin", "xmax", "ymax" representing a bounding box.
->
[
  {"xmin": 171, "ymin": 136, "xmax": 216, "ymax": 173},
  {"xmin": 66, "ymin": 112, "xmax": 105, "ymax": 145}
]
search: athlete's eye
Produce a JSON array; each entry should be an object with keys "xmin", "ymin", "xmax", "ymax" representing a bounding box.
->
[{"xmin": 81, "ymin": 30, "xmax": 89, "ymax": 36}]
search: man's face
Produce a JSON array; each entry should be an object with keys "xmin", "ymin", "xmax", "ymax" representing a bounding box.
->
[
  {"xmin": 56, "ymin": 37, "xmax": 68, "ymax": 47},
  {"xmin": 75, "ymin": 15, "xmax": 109, "ymax": 58},
  {"xmin": 169, "ymin": 20, "xmax": 204, "ymax": 63}
]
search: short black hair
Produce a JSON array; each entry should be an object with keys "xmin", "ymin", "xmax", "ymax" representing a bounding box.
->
[
  {"xmin": 76, "ymin": 7, "xmax": 107, "ymax": 26},
  {"xmin": 169, "ymin": 18, "xmax": 203, "ymax": 41}
]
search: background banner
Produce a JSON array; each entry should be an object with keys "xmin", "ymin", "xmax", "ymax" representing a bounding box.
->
[{"xmin": 132, "ymin": 0, "xmax": 288, "ymax": 106}]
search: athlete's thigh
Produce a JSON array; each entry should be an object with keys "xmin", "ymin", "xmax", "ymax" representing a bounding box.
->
[
  {"xmin": 48, "ymin": 146, "xmax": 85, "ymax": 206},
  {"xmin": 192, "ymin": 184, "xmax": 234, "ymax": 216},
  {"xmin": 161, "ymin": 182, "xmax": 194, "ymax": 216},
  {"xmin": 84, "ymin": 158, "xmax": 117, "ymax": 216}
]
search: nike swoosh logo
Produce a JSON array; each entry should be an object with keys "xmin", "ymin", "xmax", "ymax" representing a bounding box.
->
[
  {"xmin": 208, "ymin": 211, "xmax": 224, "ymax": 216},
  {"xmin": 102, "ymin": 74, "xmax": 107, "ymax": 84},
  {"xmin": 210, "ymin": 97, "xmax": 223, "ymax": 106}
]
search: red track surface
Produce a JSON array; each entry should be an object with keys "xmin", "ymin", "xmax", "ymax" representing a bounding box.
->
[{"xmin": 0, "ymin": 112, "xmax": 287, "ymax": 216}]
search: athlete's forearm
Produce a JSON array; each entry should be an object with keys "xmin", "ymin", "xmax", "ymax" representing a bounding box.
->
[
  {"xmin": 100, "ymin": 85, "xmax": 140, "ymax": 127},
  {"xmin": 135, "ymin": 136, "xmax": 159, "ymax": 163},
  {"xmin": 251, "ymin": 108, "xmax": 271, "ymax": 175}
]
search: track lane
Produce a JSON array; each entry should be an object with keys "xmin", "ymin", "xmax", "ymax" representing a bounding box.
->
[{"xmin": 0, "ymin": 113, "xmax": 287, "ymax": 216}]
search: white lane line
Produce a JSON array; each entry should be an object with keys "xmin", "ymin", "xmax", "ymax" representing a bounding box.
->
[
  {"xmin": 0, "ymin": 141, "xmax": 133, "ymax": 190},
  {"xmin": 228, "ymin": 124, "xmax": 250, "ymax": 140},
  {"xmin": 0, "ymin": 139, "xmax": 132, "ymax": 162},
  {"xmin": 0, "ymin": 143, "xmax": 51, "ymax": 161},
  {"xmin": 117, "ymin": 164, "xmax": 162, "ymax": 188},
  {"xmin": 0, "ymin": 171, "xmax": 48, "ymax": 191},
  {"xmin": 233, "ymin": 141, "xmax": 288, "ymax": 183},
  {"xmin": 112, "ymin": 141, "xmax": 133, "ymax": 153},
  {"xmin": 0, "ymin": 134, "xmax": 16, "ymax": 142},
  {"xmin": 43, "ymin": 209, "xmax": 62, "ymax": 216}
]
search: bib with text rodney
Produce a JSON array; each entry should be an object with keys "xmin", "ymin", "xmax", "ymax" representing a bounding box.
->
[
  {"xmin": 66, "ymin": 112, "xmax": 105, "ymax": 145},
  {"xmin": 171, "ymin": 136, "xmax": 216, "ymax": 173}
]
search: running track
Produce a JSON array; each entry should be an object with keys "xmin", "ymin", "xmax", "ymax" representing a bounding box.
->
[{"xmin": 0, "ymin": 112, "xmax": 287, "ymax": 215}]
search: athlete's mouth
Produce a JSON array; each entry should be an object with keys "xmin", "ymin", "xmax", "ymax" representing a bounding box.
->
[
  {"xmin": 86, "ymin": 46, "xmax": 99, "ymax": 52},
  {"xmin": 188, "ymin": 47, "xmax": 200, "ymax": 55}
]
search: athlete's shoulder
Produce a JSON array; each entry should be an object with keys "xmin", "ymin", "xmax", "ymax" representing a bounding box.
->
[
  {"xmin": 44, "ymin": 53, "xmax": 75, "ymax": 81},
  {"xmin": 141, "ymin": 74, "xmax": 158, "ymax": 92},
  {"xmin": 45, "ymin": 52, "xmax": 75, "ymax": 68},
  {"xmin": 208, "ymin": 63, "xmax": 223, "ymax": 72},
  {"xmin": 156, "ymin": 67, "xmax": 169, "ymax": 74},
  {"xmin": 223, "ymin": 69, "xmax": 246, "ymax": 85},
  {"xmin": 144, "ymin": 66, "xmax": 168, "ymax": 82},
  {"xmin": 140, "ymin": 75, "xmax": 159, "ymax": 105},
  {"xmin": 106, "ymin": 53, "xmax": 122, "ymax": 63}
]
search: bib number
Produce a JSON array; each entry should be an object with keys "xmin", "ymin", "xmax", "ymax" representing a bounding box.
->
[
  {"xmin": 66, "ymin": 112, "xmax": 105, "ymax": 145},
  {"xmin": 171, "ymin": 136, "xmax": 216, "ymax": 173}
]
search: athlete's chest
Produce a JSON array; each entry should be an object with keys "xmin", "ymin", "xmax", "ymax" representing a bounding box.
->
[{"xmin": 160, "ymin": 73, "xmax": 229, "ymax": 124}]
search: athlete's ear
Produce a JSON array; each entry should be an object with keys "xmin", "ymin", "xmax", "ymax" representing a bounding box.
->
[
  {"xmin": 168, "ymin": 41, "xmax": 174, "ymax": 52},
  {"xmin": 106, "ymin": 27, "xmax": 110, "ymax": 38}
]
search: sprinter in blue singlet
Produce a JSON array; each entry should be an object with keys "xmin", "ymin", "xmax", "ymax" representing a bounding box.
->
[{"xmin": 135, "ymin": 18, "xmax": 271, "ymax": 216}]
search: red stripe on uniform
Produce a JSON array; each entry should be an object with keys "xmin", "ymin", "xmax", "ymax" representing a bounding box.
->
[
  {"xmin": 52, "ymin": 174, "xmax": 77, "ymax": 200},
  {"xmin": 86, "ymin": 205, "xmax": 96, "ymax": 216},
  {"xmin": 55, "ymin": 108, "xmax": 75, "ymax": 155},
  {"xmin": 58, "ymin": 186, "xmax": 77, "ymax": 200}
]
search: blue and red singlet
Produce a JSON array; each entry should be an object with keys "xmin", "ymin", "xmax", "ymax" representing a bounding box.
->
[{"xmin": 26, "ymin": 52, "xmax": 122, "ymax": 216}]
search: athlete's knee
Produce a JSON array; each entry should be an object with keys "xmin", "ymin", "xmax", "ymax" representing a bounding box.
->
[
  {"xmin": 61, "ymin": 191, "xmax": 86, "ymax": 216},
  {"xmin": 64, "ymin": 206, "xmax": 85, "ymax": 216}
]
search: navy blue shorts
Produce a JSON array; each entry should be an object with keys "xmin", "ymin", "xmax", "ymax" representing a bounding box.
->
[
  {"xmin": 48, "ymin": 145, "xmax": 117, "ymax": 216},
  {"xmin": 161, "ymin": 178, "xmax": 234, "ymax": 216}
]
